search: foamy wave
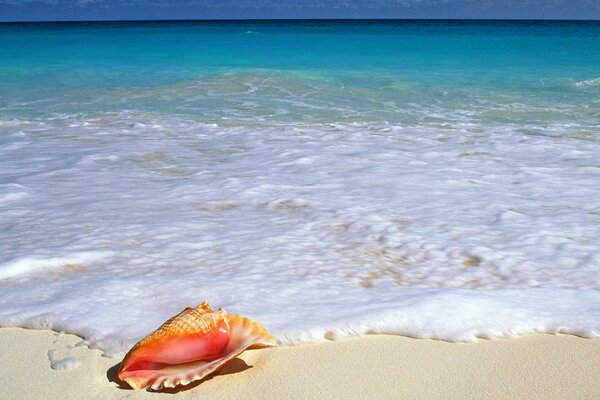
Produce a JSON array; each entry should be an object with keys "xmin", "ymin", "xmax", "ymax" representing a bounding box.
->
[
  {"xmin": 0, "ymin": 252, "xmax": 112, "ymax": 280},
  {"xmin": 1, "ymin": 105, "xmax": 599, "ymax": 356},
  {"xmin": 575, "ymin": 77, "xmax": 600, "ymax": 87}
]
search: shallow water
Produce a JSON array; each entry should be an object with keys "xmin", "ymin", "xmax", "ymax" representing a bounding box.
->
[{"xmin": 1, "ymin": 20, "xmax": 599, "ymax": 355}]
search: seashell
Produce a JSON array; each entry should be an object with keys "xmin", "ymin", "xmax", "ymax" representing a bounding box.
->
[{"xmin": 117, "ymin": 300, "xmax": 277, "ymax": 391}]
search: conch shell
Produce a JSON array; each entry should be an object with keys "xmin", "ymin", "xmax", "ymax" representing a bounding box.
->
[{"xmin": 117, "ymin": 301, "xmax": 277, "ymax": 391}]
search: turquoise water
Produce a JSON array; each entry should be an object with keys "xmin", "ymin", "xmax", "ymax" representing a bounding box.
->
[
  {"xmin": 1, "ymin": 21, "xmax": 600, "ymax": 353},
  {"xmin": 1, "ymin": 20, "xmax": 599, "ymax": 130}
]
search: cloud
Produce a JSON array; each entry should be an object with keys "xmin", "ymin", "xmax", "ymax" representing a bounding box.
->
[
  {"xmin": 0, "ymin": 0, "xmax": 595, "ymax": 9},
  {"xmin": 0, "ymin": 0, "xmax": 60, "ymax": 5},
  {"xmin": 124, "ymin": 0, "xmax": 600, "ymax": 11},
  {"xmin": 1, "ymin": 0, "xmax": 599, "ymax": 19}
]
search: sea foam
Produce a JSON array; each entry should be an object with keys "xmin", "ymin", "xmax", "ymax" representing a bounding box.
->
[
  {"xmin": 1, "ymin": 115, "xmax": 599, "ymax": 356},
  {"xmin": 1, "ymin": 21, "xmax": 599, "ymax": 356}
]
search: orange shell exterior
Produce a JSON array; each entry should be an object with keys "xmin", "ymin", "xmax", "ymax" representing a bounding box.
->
[{"xmin": 117, "ymin": 301, "xmax": 277, "ymax": 391}]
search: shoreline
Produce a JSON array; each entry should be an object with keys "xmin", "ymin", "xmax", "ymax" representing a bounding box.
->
[{"xmin": 1, "ymin": 327, "xmax": 598, "ymax": 399}]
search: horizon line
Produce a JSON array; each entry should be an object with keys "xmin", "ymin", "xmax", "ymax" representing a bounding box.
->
[{"xmin": 2, "ymin": 17, "xmax": 600, "ymax": 24}]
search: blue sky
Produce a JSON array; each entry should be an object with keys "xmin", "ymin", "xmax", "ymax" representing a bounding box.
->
[{"xmin": 1, "ymin": 0, "xmax": 599, "ymax": 22}]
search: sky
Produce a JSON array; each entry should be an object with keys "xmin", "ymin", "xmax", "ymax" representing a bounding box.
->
[{"xmin": 1, "ymin": 0, "xmax": 600, "ymax": 22}]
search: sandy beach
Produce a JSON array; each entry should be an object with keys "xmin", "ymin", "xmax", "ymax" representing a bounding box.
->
[{"xmin": 1, "ymin": 328, "xmax": 598, "ymax": 399}]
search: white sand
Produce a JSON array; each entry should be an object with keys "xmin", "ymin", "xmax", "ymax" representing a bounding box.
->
[{"xmin": 1, "ymin": 327, "xmax": 598, "ymax": 399}]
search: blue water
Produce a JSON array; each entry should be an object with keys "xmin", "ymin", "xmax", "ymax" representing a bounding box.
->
[
  {"xmin": 1, "ymin": 20, "xmax": 599, "ymax": 130},
  {"xmin": 1, "ymin": 21, "xmax": 600, "ymax": 353}
]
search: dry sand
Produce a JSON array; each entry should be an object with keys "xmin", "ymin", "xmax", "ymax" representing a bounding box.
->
[{"xmin": 0, "ymin": 327, "xmax": 598, "ymax": 399}]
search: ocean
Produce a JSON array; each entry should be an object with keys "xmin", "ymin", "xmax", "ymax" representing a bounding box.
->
[{"xmin": 1, "ymin": 20, "xmax": 599, "ymax": 355}]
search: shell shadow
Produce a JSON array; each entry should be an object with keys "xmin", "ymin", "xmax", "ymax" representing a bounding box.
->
[
  {"xmin": 107, "ymin": 358, "xmax": 252, "ymax": 394},
  {"xmin": 106, "ymin": 363, "xmax": 131, "ymax": 390}
]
